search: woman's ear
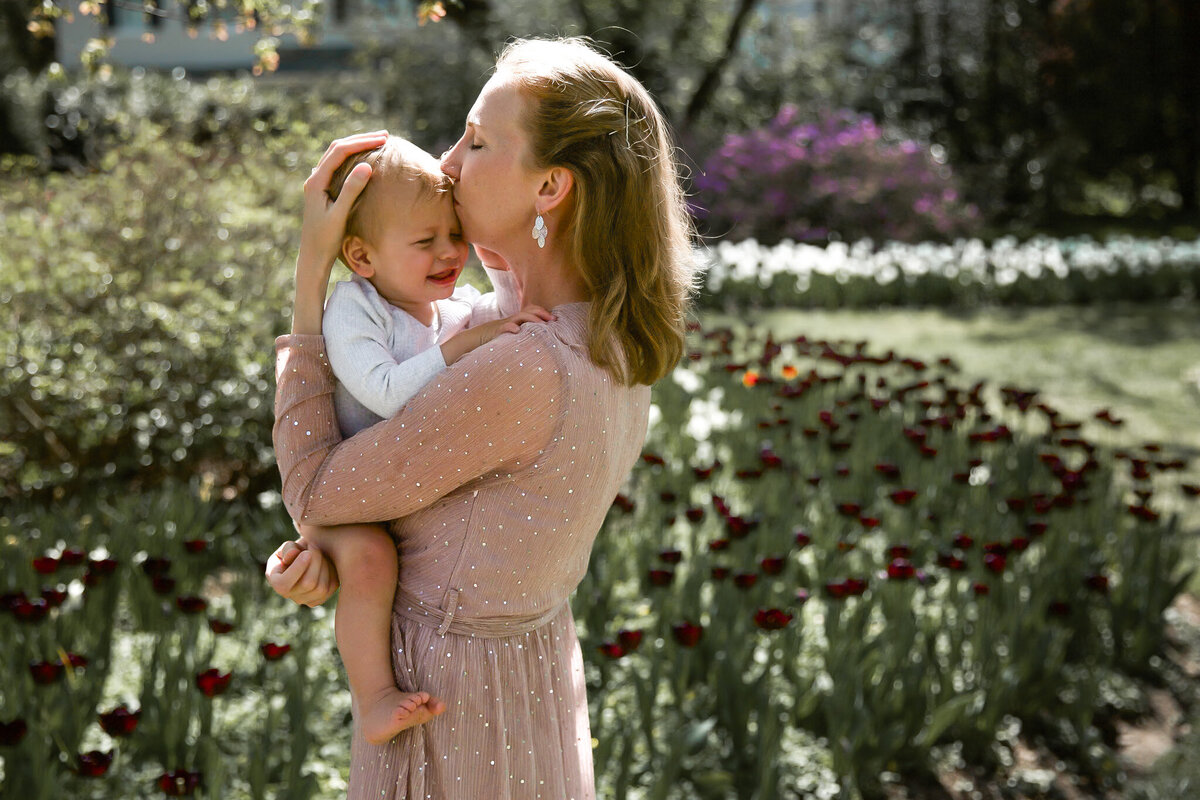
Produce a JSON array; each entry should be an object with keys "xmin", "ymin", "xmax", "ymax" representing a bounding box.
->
[
  {"xmin": 536, "ymin": 167, "xmax": 575, "ymax": 214},
  {"xmin": 341, "ymin": 236, "xmax": 375, "ymax": 278}
]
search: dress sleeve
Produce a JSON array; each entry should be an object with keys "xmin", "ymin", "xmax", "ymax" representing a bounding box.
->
[
  {"xmin": 467, "ymin": 266, "xmax": 522, "ymax": 326},
  {"xmin": 273, "ymin": 325, "xmax": 563, "ymax": 526},
  {"xmin": 324, "ymin": 284, "xmax": 447, "ymax": 420}
]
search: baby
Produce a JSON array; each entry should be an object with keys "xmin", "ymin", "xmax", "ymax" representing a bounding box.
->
[{"xmin": 288, "ymin": 135, "xmax": 549, "ymax": 745}]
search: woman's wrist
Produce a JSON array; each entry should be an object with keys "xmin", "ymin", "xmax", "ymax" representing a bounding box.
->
[{"xmin": 291, "ymin": 259, "xmax": 333, "ymax": 335}]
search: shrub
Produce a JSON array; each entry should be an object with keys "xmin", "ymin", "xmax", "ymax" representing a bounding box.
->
[
  {"xmin": 0, "ymin": 127, "xmax": 300, "ymax": 498},
  {"xmin": 692, "ymin": 106, "xmax": 983, "ymax": 245}
]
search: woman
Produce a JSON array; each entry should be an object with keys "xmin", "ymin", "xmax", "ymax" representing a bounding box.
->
[{"xmin": 265, "ymin": 37, "xmax": 695, "ymax": 798}]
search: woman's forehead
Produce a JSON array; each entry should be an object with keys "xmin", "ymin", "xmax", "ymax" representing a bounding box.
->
[{"xmin": 469, "ymin": 75, "xmax": 525, "ymax": 130}]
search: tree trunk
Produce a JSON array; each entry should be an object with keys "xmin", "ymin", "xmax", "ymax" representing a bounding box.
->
[
  {"xmin": 1, "ymin": 1, "xmax": 57, "ymax": 75},
  {"xmin": 681, "ymin": 0, "xmax": 763, "ymax": 132},
  {"xmin": 1178, "ymin": 0, "xmax": 1200, "ymax": 213}
]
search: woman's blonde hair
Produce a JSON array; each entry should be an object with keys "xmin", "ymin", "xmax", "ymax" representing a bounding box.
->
[{"xmin": 496, "ymin": 37, "xmax": 697, "ymax": 386}]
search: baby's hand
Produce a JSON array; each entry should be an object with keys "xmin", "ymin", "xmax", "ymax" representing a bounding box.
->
[{"xmin": 440, "ymin": 306, "xmax": 555, "ymax": 365}]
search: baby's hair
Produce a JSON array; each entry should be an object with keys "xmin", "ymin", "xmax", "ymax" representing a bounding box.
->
[{"xmin": 326, "ymin": 135, "xmax": 452, "ymax": 243}]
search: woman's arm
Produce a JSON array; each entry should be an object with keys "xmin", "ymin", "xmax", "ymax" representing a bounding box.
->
[
  {"xmin": 291, "ymin": 131, "xmax": 390, "ymax": 336},
  {"xmin": 274, "ymin": 323, "xmax": 564, "ymax": 526}
]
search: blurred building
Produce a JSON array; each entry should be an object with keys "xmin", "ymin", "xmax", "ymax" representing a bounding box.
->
[{"xmin": 55, "ymin": 0, "xmax": 413, "ymax": 72}]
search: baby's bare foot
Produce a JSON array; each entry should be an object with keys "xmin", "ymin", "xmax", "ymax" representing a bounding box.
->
[{"xmin": 359, "ymin": 687, "xmax": 447, "ymax": 745}]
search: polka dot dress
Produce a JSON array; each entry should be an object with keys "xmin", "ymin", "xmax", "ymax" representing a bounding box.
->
[{"xmin": 273, "ymin": 302, "xmax": 650, "ymax": 799}]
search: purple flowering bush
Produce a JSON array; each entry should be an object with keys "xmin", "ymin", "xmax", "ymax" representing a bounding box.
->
[{"xmin": 693, "ymin": 107, "xmax": 982, "ymax": 245}]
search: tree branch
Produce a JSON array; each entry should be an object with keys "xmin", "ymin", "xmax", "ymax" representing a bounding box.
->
[{"xmin": 681, "ymin": 0, "xmax": 763, "ymax": 130}]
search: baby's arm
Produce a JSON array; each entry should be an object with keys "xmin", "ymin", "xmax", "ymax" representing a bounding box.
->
[
  {"xmin": 465, "ymin": 265, "xmax": 522, "ymax": 325},
  {"xmin": 324, "ymin": 283, "xmax": 447, "ymax": 420}
]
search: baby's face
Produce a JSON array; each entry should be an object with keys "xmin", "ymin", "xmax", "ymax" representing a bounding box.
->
[{"xmin": 366, "ymin": 188, "xmax": 469, "ymax": 314}]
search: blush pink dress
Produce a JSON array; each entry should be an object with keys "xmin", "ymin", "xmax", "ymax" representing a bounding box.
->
[{"xmin": 273, "ymin": 302, "xmax": 651, "ymax": 800}]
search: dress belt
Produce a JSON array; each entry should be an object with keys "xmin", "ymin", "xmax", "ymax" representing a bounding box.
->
[{"xmin": 392, "ymin": 584, "xmax": 568, "ymax": 638}]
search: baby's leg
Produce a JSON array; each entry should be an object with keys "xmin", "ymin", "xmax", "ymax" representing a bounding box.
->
[{"xmin": 296, "ymin": 523, "xmax": 445, "ymax": 744}]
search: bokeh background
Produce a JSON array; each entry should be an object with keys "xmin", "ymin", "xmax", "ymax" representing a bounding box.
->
[{"xmin": 2, "ymin": 2, "xmax": 1199, "ymax": 799}]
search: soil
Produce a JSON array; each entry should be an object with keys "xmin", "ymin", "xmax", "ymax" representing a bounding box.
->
[{"xmin": 882, "ymin": 593, "xmax": 1200, "ymax": 800}]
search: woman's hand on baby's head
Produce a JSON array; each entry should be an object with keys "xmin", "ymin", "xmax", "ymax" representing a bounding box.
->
[{"xmin": 297, "ymin": 131, "xmax": 389, "ymax": 277}]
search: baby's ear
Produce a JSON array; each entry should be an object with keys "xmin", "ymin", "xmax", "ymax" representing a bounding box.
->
[{"xmin": 341, "ymin": 236, "xmax": 375, "ymax": 278}]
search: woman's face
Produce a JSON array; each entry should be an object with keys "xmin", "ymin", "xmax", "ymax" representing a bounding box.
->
[{"xmin": 440, "ymin": 75, "xmax": 543, "ymax": 253}]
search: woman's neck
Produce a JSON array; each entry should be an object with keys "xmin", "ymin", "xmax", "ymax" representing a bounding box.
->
[
  {"xmin": 488, "ymin": 242, "xmax": 589, "ymax": 310},
  {"xmin": 480, "ymin": 241, "xmax": 588, "ymax": 309}
]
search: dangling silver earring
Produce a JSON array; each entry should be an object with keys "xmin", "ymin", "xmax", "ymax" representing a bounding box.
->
[{"xmin": 532, "ymin": 212, "xmax": 548, "ymax": 249}]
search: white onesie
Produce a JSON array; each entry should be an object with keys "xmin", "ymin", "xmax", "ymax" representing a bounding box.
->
[{"xmin": 322, "ymin": 267, "xmax": 520, "ymax": 438}]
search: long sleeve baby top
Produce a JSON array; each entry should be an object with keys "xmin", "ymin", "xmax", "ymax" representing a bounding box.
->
[{"xmin": 322, "ymin": 266, "xmax": 519, "ymax": 437}]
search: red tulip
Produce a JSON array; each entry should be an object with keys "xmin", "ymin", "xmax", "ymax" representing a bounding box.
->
[
  {"xmin": 641, "ymin": 452, "xmax": 666, "ymax": 466},
  {"xmin": 671, "ymin": 621, "xmax": 703, "ymax": 647},
  {"xmin": 806, "ymin": 474, "xmax": 822, "ymax": 486},
  {"xmin": 157, "ymin": 769, "xmax": 202, "ymax": 796},
  {"xmin": 889, "ymin": 489, "xmax": 918, "ymax": 506},
  {"xmin": 152, "ymin": 575, "xmax": 177, "ymax": 595},
  {"xmin": 685, "ymin": 507, "xmax": 705, "ymax": 523},
  {"xmin": 984, "ymin": 553, "xmax": 1007, "ymax": 574},
  {"xmin": 692, "ymin": 462, "xmax": 719, "ymax": 480},
  {"xmin": 32, "ymin": 556, "xmax": 59, "ymax": 575},
  {"xmin": 710, "ymin": 566, "xmax": 730, "ymax": 580},
  {"xmin": 66, "ymin": 652, "xmax": 88, "ymax": 669},
  {"xmin": 888, "ymin": 545, "xmax": 913, "ymax": 559},
  {"xmin": 195, "ymin": 669, "xmax": 232, "ymax": 698},
  {"xmin": 794, "ymin": 530, "xmax": 811, "ymax": 549},
  {"xmin": 753, "ymin": 608, "xmax": 793, "ymax": 630},
  {"xmin": 1009, "ymin": 536, "xmax": 1031, "ymax": 552},
  {"xmin": 708, "ymin": 539, "xmax": 730, "ymax": 552},
  {"xmin": 742, "ymin": 370, "xmax": 760, "ymax": 387},
  {"xmin": 859, "ymin": 516, "xmax": 881, "ymax": 529},
  {"xmin": 835, "ymin": 463, "xmax": 851, "ymax": 477},
  {"xmin": 1084, "ymin": 574, "xmax": 1110, "ymax": 594},
  {"xmin": 647, "ymin": 569, "xmax": 674, "ymax": 587},
  {"xmin": 597, "ymin": 642, "xmax": 625, "ymax": 659},
  {"xmin": 260, "ymin": 643, "xmax": 292, "ymax": 661},
  {"xmin": 611, "ymin": 494, "xmax": 635, "ymax": 513},
  {"xmin": 30, "ymin": 660, "xmax": 63, "ymax": 685},
  {"xmin": 886, "ymin": 558, "xmax": 915, "ymax": 580},
  {"xmin": 734, "ymin": 573, "xmax": 758, "ymax": 590},
  {"xmin": 760, "ymin": 556, "xmax": 785, "ymax": 576},
  {"xmin": 836, "ymin": 541, "xmax": 857, "ymax": 553},
  {"xmin": 183, "ymin": 539, "xmax": 208, "ymax": 554},
  {"xmin": 59, "ymin": 548, "xmax": 87, "ymax": 566},
  {"xmin": 175, "ymin": 596, "xmax": 207, "ymax": 614},
  {"xmin": 759, "ymin": 448, "xmax": 783, "ymax": 469},
  {"xmin": 41, "ymin": 587, "xmax": 67, "ymax": 607},
  {"xmin": 14, "ymin": 597, "xmax": 50, "ymax": 623},
  {"xmin": 972, "ymin": 582, "xmax": 990, "ymax": 596},
  {"xmin": 658, "ymin": 549, "xmax": 683, "ymax": 564},
  {"xmin": 78, "ymin": 750, "xmax": 113, "ymax": 777},
  {"xmin": 794, "ymin": 588, "xmax": 810, "ymax": 605},
  {"xmin": 99, "ymin": 705, "xmax": 141, "ymax": 737},
  {"xmin": 1127, "ymin": 504, "xmax": 1159, "ymax": 523},
  {"xmin": 936, "ymin": 553, "xmax": 967, "ymax": 571},
  {"xmin": 617, "ymin": 630, "xmax": 643, "ymax": 651},
  {"xmin": 725, "ymin": 515, "xmax": 758, "ymax": 538},
  {"xmin": 1182, "ymin": 484, "xmax": 1200, "ymax": 498},
  {"xmin": 207, "ymin": 618, "xmax": 235, "ymax": 634},
  {"xmin": 0, "ymin": 718, "xmax": 27, "ymax": 746},
  {"xmin": 874, "ymin": 462, "xmax": 901, "ymax": 479},
  {"xmin": 836, "ymin": 502, "xmax": 861, "ymax": 517}
]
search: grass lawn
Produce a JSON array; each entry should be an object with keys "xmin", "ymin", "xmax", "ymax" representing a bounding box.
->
[{"xmin": 704, "ymin": 302, "xmax": 1200, "ymax": 595}]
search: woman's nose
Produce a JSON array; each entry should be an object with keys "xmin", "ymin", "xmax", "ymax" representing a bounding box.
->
[{"xmin": 440, "ymin": 148, "xmax": 459, "ymax": 180}]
